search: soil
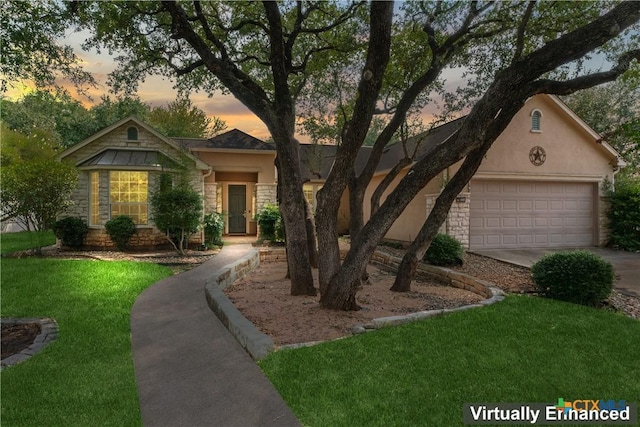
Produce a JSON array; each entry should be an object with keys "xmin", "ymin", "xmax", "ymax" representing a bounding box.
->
[
  {"xmin": 1, "ymin": 323, "xmax": 41, "ymax": 359},
  {"xmin": 225, "ymin": 262, "xmax": 484, "ymax": 345}
]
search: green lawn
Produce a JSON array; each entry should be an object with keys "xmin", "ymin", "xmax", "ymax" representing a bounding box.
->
[
  {"xmin": 1, "ymin": 257, "xmax": 171, "ymax": 426},
  {"xmin": 1, "ymin": 230, "xmax": 56, "ymax": 254},
  {"xmin": 260, "ymin": 296, "xmax": 640, "ymax": 427}
]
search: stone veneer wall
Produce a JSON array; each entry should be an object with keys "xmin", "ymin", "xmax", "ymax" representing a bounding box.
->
[
  {"xmin": 204, "ymin": 182, "xmax": 217, "ymax": 213},
  {"xmin": 61, "ymin": 122, "xmax": 206, "ymax": 249},
  {"xmin": 255, "ymin": 183, "xmax": 277, "ymax": 210},
  {"xmin": 425, "ymin": 191, "xmax": 470, "ymax": 248},
  {"xmin": 598, "ymin": 195, "xmax": 610, "ymax": 246}
]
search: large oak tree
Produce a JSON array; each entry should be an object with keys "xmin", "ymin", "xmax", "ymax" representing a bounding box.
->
[{"xmin": 48, "ymin": 1, "xmax": 640, "ymax": 309}]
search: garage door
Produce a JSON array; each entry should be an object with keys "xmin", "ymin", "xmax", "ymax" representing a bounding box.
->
[{"xmin": 469, "ymin": 180, "xmax": 594, "ymax": 249}]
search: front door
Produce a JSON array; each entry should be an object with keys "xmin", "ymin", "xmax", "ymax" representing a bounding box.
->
[{"xmin": 228, "ymin": 185, "xmax": 247, "ymax": 233}]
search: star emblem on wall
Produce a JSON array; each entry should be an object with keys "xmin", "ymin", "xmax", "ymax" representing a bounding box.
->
[{"xmin": 529, "ymin": 146, "xmax": 546, "ymax": 166}]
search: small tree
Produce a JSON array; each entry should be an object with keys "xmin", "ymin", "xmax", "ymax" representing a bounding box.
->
[
  {"xmin": 150, "ymin": 173, "xmax": 203, "ymax": 255},
  {"xmin": 1, "ymin": 125, "xmax": 78, "ymax": 232}
]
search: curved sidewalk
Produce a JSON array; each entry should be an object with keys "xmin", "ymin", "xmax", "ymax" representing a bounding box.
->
[{"xmin": 131, "ymin": 244, "xmax": 300, "ymax": 427}]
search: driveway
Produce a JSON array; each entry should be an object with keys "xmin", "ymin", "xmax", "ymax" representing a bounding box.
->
[{"xmin": 472, "ymin": 247, "xmax": 640, "ymax": 297}]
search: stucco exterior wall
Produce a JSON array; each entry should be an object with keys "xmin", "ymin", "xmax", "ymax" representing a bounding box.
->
[
  {"xmin": 474, "ymin": 96, "xmax": 615, "ymax": 181},
  {"xmin": 194, "ymin": 151, "xmax": 276, "ymax": 183},
  {"xmin": 363, "ymin": 170, "xmax": 443, "ymax": 242}
]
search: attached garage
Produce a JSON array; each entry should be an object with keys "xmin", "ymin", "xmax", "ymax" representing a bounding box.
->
[{"xmin": 469, "ymin": 180, "xmax": 596, "ymax": 249}]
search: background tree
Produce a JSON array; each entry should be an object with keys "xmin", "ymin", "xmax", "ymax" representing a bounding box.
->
[
  {"xmin": 63, "ymin": 1, "xmax": 639, "ymax": 309},
  {"xmin": 0, "ymin": 124, "xmax": 78, "ymax": 232},
  {"xmin": 563, "ymin": 79, "xmax": 639, "ymax": 181},
  {"xmin": 148, "ymin": 97, "xmax": 227, "ymax": 138},
  {"xmin": 1, "ymin": 90, "xmax": 94, "ymax": 148}
]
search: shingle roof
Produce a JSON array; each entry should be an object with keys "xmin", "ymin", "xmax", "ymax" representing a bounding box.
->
[
  {"xmin": 174, "ymin": 129, "xmax": 276, "ymax": 151},
  {"xmin": 299, "ymin": 117, "xmax": 464, "ymax": 181}
]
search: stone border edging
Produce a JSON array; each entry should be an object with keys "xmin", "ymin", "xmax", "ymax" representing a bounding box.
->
[
  {"xmin": 1, "ymin": 317, "xmax": 59, "ymax": 370},
  {"xmin": 204, "ymin": 249, "xmax": 275, "ymax": 360},
  {"xmin": 211, "ymin": 248, "xmax": 505, "ymax": 356}
]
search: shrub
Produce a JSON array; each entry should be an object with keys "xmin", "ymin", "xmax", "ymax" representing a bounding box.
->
[
  {"xmin": 607, "ymin": 179, "xmax": 640, "ymax": 251},
  {"xmin": 531, "ymin": 250, "xmax": 614, "ymax": 307},
  {"xmin": 105, "ymin": 215, "xmax": 136, "ymax": 251},
  {"xmin": 256, "ymin": 204, "xmax": 281, "ymax": 242},
  {"xmin": 203, "ymin": 211, "xmax": 224, "ymax": 247},
  {"xmin": 423, "ymin": 233, "xmax": 464, "ymax": 266},
  {"xmin": 150, "ymin": 176, "xmax": 203, "ymax": 255},
  {"xmin": 52, "ymin": 217, "xmax": 88, "ymax": 249}
]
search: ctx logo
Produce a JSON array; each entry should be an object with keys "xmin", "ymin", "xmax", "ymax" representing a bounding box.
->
[{"xmin": 556, "ymin": 398, "xmax": 627, "ymax": 413}]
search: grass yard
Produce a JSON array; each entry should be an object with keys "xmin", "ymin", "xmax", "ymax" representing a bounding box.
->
[
  {"xmin": 1, "ymin": 257, "xmax": 171, "ymax": 426},
  {"xmin": 260, "ymin": 296, "xmax": 640, "ymax": 427},
  {"xmin": 1, "ymin": 230, "xmax": 56, "ymax": 254}
]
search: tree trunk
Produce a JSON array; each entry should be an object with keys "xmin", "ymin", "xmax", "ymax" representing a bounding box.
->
[
  {"xmin": 305, "ymin": 197, "xmax": 319, "ymax": 269},
  {"xmin": 273, "ymin": 135, "xmax": 316, "ymax": 296}
]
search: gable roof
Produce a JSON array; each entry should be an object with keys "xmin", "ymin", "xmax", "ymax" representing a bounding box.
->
[
  {"xmin": 174, "ymin": 129, "xmax": 276, "ymax": 152},
  {"xmin": 541, "ymin": 94, "xmax": 625, "ymax": 166},
  {"xmin": 299, "ymin": 117, "xmax": 464, "ymax": 181},
  {"xmin": 58, "ymin": 116, "xmax": 210, "ymax": 170}
]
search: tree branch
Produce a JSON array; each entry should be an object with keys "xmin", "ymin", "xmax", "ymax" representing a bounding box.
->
[{"xmin": 512, "ymin": 1, "xmax": 536, "ymax": 63}]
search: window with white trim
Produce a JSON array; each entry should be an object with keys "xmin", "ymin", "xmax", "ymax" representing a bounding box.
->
[
  {"xmin": 89, "ymin": 171, "xmax": 100, "ymax": 225},
  {"xmin": 109, "ymin": 171, "xmax": 148, "ymax": 224}
]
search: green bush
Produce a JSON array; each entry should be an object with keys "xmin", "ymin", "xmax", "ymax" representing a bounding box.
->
[
  {"xmin": 607, "ymin": 179, "xmax": 640, "ymax": 251},
  {"xmin": 423, "ymin": 233, "xmax": 464, "ymax": 266},
  {"xmin": 52, "ymin": 217, "xmax": 88, "ymax": 249},
  {"xmin": 105, "ymin": 215, "xmax": 136, "ymax": 251},
  {"xmin": 256, "ymin": 203, "xmax": 281, "ymax": 242},
  {"xmin": 531, "ymin": 250, "xmax": 614, "ymax": 307},
  {"xmin": 203, "ymin": 211, "xmax": 224, "ymax": 247}
]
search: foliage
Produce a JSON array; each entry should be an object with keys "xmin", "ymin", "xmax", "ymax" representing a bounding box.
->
[
  {"xmin": 256, "ymin": 204, "xmax": 282, "ymax": 242},
  {"xmin": 607, "ymin": 179, "xmax": 640, "ymax": 251},
  {"xmin": 52, "ymin": 217, "xmax": 88, "ymax": 249},
  {"xmin": 203, "ymin": 211, "xmax": 225, "ymax": 247},
  {"xmin": 0, "ymin": 230, "xmax": 56, "ymax": 255},
  {"xmin": 1, "ymin": 90, "xmax": 95, "ymax": 148},
  {"xmin": 0, "ymin": 125, "xmax": 78, "ymax": 231},
  {"xmin": 88, "ymin": 95, "xmax": 151, "ymax": 134},
  {"xmin": 0, "ymin": 0, "xmax": 94, "ymax": 92},
  {"xmin": 422, "ymin": 233, "xmax": 464, "ymax": 266},
  {"xmin": 105, "ymin": 215, "xmax": 137, "ymax": 251},
  {"xmin": 531, "ymin": 251, "xmax": 614, "ymax": 307},
  {"xmin": 1, "ymin": 257, "xmax": 170, "ymax": 426},
  {"xmin": 149, "ymin": 97, "xmax": 227, "ymax": 138},
  {"xmin": 150, "ymin": 173, "xmax": 203, "ymax": 255},
  {"xmin": 260, "ymin": 296, "xmax": 640, "ymax": 426},
  {"xmin": 563, "ymin": 80, "xmax": 640, "ymax": 180}
]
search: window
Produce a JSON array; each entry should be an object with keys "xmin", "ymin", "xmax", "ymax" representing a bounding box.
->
[
  {"xmin": 303, "ymin": 184, "xmax": 322, "ymax": 210},
  {"xmin": 90, "ymin": 171, "xmax": 100, "ymax": 225},
  {"xmin": 109, "ymin": 171, "xmax": 148, "ymax": 224},
  {"xmin": 531, "ymin": 109, "xmax": 542, "ymax": 132},
  {"xmin": 127, "ymin": 126, "xmax": 138, "ymax": 140}
]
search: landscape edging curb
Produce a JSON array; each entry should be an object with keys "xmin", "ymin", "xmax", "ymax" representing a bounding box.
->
[
  {"xmin": 210, "ymin": 248, "xmax": 505, "ymax": 356},
  {"xmin": 204, "ymin": 249, "xmax": 275, "ymax": 360}
]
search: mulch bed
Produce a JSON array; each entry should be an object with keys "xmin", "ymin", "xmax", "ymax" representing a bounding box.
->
[{"xmin": 1, "ymin": 323, "xmax": 41, "ymax": 360}]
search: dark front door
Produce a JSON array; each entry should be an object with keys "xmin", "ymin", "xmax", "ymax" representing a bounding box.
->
[{"xmin": 228, "ymin": 185, "xmax": 247, "ymax": 233}]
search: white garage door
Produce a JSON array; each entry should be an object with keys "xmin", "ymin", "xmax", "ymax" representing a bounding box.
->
[{"xmin": 469, "ymin": 180, "xmax": 595, "ymax": 249}]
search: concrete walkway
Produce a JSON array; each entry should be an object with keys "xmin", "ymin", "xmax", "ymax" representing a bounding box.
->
[
  {"xmin": 131, "ymin": 244, "xmax": 300, "ymax": 427},
  {"xmin": 473, "ymin": 248, "xmax": 640, "ymax": 297}
]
